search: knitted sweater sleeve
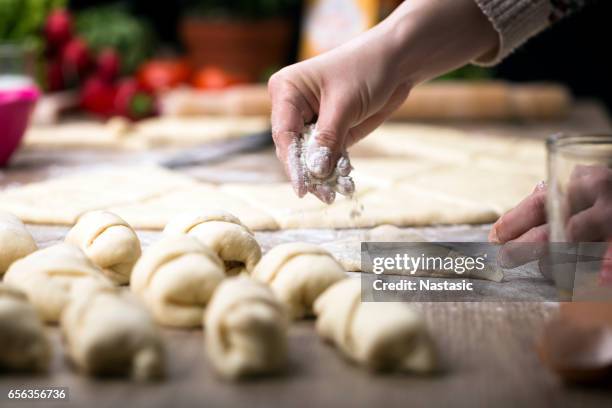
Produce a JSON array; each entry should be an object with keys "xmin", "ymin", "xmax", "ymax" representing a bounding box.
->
[{"xmin": 472, "ymin": 0, "xmax": 589, "ymax": 66}]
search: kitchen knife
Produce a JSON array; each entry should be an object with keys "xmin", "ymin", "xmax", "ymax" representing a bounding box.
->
[{"xmin": 158, "ymin": 129, "xmax": 273, "ymax": 169}]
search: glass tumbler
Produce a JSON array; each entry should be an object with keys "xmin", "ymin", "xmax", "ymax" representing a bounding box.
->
[{"xmin": 546, "ymin": 134, "xmax": 612, "ymax": 300}]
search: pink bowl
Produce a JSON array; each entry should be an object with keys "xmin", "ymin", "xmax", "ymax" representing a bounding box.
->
[{"xmin": 0, "ymin": 85, "xmax": 39, "ymax": 166}]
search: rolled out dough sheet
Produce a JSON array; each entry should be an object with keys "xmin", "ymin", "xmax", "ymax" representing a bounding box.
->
[
  {"xmin": 408, "ymin": 165, "xmax": 542, "ymax": 215},
  {"xmin": 107, "ymin": 184, "xmax": 278, "ymax": 231},
  {"xmin": 130, "ymin": 116, "xmax": 269, "ymax": 147},
  {"xmin": 23, "ymin": 116, "xmax": 269, "ymax": 150},
  {"xmin": 0, "ymin": 166, "xmax": 197, "ymax": 225},
  {"xmin": 24, "ymin": 120, "xmax": 138, "ymax": 149},
  {"xmin": 222, "ymin": 181, "xmax": 497, "ymax": 230},
  {"xmin": 350, "ymin": 157, "xmax": 443, "ymax": 187},
  {"xmin": 360, "ymin": 123, "xmax": 545, "ymax": 166},
  {"xmin": 321, "ymin": 225, "xmax": 502, "ymax": 281}
]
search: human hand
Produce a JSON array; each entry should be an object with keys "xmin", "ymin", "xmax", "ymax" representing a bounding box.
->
[
  {"xmin": 269, "ymin": 0, "xmax": 498, "ymax": 202},
  {"xmin": 491, "ymin": 166, "xmax": 612, "ymax": 272}
]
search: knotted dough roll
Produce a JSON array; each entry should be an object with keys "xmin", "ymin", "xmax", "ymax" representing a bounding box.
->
[
  {"xmin": 252, "ymin": 243, "xmax": 345, "ymax": 319},
  {"xmin": 0, "ymin": 211, "xmax": 37, "ymax": 276},
  {"xmin": 131, "ymin": 235, "xmax": 225, "ymax": 327},
  {"xmin": 3, "ymin": 243, "xmax": 112, "ymax": 323},
  {"xmin": 314, "ymin": 279, "xmax": 436, "ymax": 373},
  {"xmin": 164, "ymin": 211, "xmax": 261, "ymax": 276},
  {"xmin": 205, "ymin": 276, "xmax": 288, "ymax": 379},
  {"xmin": 0, "ymin": 284, "xmax": 51, "ymax": 372},
  {"xmin": 61, "ymin": 282, "xmax": 164, "ymax": 380},
  {"xmin": 65, "ymin": 211, "xmax": 141, "ymax": 285}
]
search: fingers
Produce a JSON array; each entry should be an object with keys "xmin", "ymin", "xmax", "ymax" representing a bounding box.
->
[
  {"xmin": 498, "ymin": 224, "xmax": 549, "ymax": 268},
  {"xmin": 336, "ymin": 175, "xmax": 355, "ymax": 196},
  {"xmin": 309, "ymin": 98, "xmax": 353, "ymax": 178},
  {"xmin": 309, "ymin": 184, "xmax": 336, "ymax": 204},
  {"xmin": 599, "ymin": 243, "xmax": 612, "ymax": 285},
  {"xmin": 568, "ymin": 165, "xmax": 612, "ymax": 214},
  {"xmin": 279, "ymin": 133, "xmax": 307, "ymax": 198},
  {"xmin": 337, "ymin": 156, "xmax": 352, "ymax": 176},
  {"xmin": 567, "ymin": 199, "xmax": 612, "ymax": 242},
  {"xmin": 268, "ymin": 71, "xmax": 315, "ymax": 197},
  {"xmin": 489, "ymin": 181, "xmax": 547, "ymax": 244}
]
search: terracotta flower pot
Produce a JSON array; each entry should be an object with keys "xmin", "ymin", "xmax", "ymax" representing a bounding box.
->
[{"xmin": 180, "ymin": 17, "xmax": 293, "ymax": 81}]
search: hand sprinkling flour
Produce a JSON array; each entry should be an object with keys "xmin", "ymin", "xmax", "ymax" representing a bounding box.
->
[
  {"xmin": 268, "ymin": 1, "xmax": 504, "ymax": 204},
  {"xmin": 288, "ymin": 124, "xmax": 355, "ymax": 204}
]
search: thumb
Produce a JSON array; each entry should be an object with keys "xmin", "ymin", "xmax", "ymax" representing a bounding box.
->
[{"xmin": 307, "ymin": 100, "xmax": 352, "ymax": 178}]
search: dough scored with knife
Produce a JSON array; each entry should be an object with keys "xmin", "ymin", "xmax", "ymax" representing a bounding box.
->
[
  {"xmin": 131, "ymin": 235, "xmax": 225, "ymax": 328},
  {"xmin": 3, "ymin": 243, "xmax": 112, "ymax": 323},
  {"xmin": 323, "ymin": 225, "xmax": 503, "ymax": 281},
  {"xmin": 314, "ymin": 279, "xmax": 436, "ymax": 373},
  {"xmin": 252, "ymin": 242, "xmax": 346, "ymax": 319},
  {"xmin": 205, "ymin": 277, "xmax": 288, "ymax": 379},
  {"xmin": 164, "ymin": 211, "xmax": 261, "ymax": 276},
  {"xmin": 0, "ymin": 211, "xmax": 37, "ymax": 276},
  {"xmin": 0, "ymin": 284, "xmax": 51, "ymax": 372},
  {"xmin": 65, "ymin": 211, "xmax": 141, "ymax": 285},
  {"xmin": 0, "ymin": 124, "xmax": 544, "ymax": 230},
  {"xmin": 61, "ymin": 282, "xmax": 164, "ymax": 380}
]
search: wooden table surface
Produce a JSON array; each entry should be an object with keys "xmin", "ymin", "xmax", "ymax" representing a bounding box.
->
[{"xmin": 2, "ymin": 101, "xmax": 612, "ymax": 407}]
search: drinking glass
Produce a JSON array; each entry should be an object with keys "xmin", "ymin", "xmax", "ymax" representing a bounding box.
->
[{"xmin": 546, "ymin": 133, "xmax": 612, "ymax": 300}]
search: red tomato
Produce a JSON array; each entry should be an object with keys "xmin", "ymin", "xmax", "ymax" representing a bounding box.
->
[
  {"xmin": 191, "ymin": 67, "xmax": 249, "ymax": 90},
  {"xmin": 137, "ymin": 59, "xmax": 191, "ymax": 92}
]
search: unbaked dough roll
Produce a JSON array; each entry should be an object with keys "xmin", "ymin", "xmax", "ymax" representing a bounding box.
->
[
  {"xmin": 65, "ymin": 211, "xmax": 141, "ymax": 285},
  {"xmin": 314, "ymin": 279, "xmax": 436, "ymax": 373},
  {"xmin": 131, "ymin": 235, "xmax": 225, "ymax": 328},
  {"xmin": 164, "ymin": 211, "xmax": 261, "ymax": 276},
  {"xmin": 0, "ymin": 284, "xmax": 51, "ymax": 372},
  {"xmin": 3, "ymin": 243, "xmax": 112, "ymax": 323},
  {"xmin": 0, "ymin": 211, "xmax": 37, "ymax": 276},
  {"xmin": 205, "ymin": 276, "xmax": 288, "ymax": 379},
  {"xmin": 252, "ymin": 243, "xmax": 346, "ymax": 319},
  {"xmin": 61, "ymin": 283, "xmax": 164, "ymax": 380}
]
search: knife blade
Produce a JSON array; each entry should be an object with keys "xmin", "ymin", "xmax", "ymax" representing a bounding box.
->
[{"xmin": 158, "ymin": 129, "xmax": 273, "ymax": 169}]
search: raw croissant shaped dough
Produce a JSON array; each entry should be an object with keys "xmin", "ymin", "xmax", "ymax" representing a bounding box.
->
[
  {"xmin": 0, "ymin": 284, "xmax": 51, "ymax": 372},
  {"xmin": 3, "ymin": 243, "xmax": 112, "ymax": 323},
  {"xmin": 205, "ymin": 277, "xmax": 288, "ymax": 379},
  {"xmin": 61, "ymin": 282, "xmax": 164, "ymax": 380},
  {"xmin": 65, "ymin": 211, "xmax": 141, "ymax": 285},
  {"xmin": 131, "ymin": 235, "xmax": 225, "ymax": 327},
  {"xmin": 164, "ymin": 211, "xmax": 261, "ymax": 276},
  {"xmin": 314, "ymin": 279, "xmax": 436, "ymax": 373},
  {"xmin": 252, "ymin": 243, "xmax": 346, "ymax": 319},
  {"xmin": 0, "ymin": 211, "xmax": 37, "ymax": 275}
]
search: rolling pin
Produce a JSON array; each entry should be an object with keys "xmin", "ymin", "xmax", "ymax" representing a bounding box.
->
[
  {"xmin": 392, "ymin": 81, "xmax": 571, "ymax": 120},
  {"xmin": 161, "ymin": 81, "xmax": 571, "ymax": 120}
]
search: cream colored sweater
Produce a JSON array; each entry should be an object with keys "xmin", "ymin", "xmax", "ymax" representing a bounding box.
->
[{"xmin": 473, "ymin": 0, "xmax": 588, "ymax": 65}]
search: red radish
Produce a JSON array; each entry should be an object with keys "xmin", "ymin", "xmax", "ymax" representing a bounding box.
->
[
  {"xmin": 46, "ymin": 59, "xmax": 65, "ymax": 92},
  {"xmin": 62, "ymin": 38, "xmax": 91, "ymax": 76},
  {"xmin": 96, "ymin": 49, "xmax": 121, "ymax": 82},
  {"xmin": 44, "ymin": 9, "xmax": 73, "ymax": 50},
  {"xmin": 113, "ymin": 79, "xmax": 156, "ymax": 120},
  {"xmin": 80, "ymin": 76, "xmax": 116, "ymax": 117}
]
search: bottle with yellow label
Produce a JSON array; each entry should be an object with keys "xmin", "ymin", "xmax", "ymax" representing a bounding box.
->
[{"xmin": 299, "ymin": 0, "xmax": 402, "ymax": 60}]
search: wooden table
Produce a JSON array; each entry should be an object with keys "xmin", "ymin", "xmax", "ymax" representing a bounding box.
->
[{"xmin": 2, "ymin": 101, "xmax": 612, "ymax": 407}]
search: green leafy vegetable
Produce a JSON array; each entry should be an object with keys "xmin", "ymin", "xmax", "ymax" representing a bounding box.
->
[
  {"xmin": 75, "ymin": 4, "xmax": 155, "ymax": 74},
  {"xmin": 0, "ymin": 0, "xmax": 66, "ymax": 49}
]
